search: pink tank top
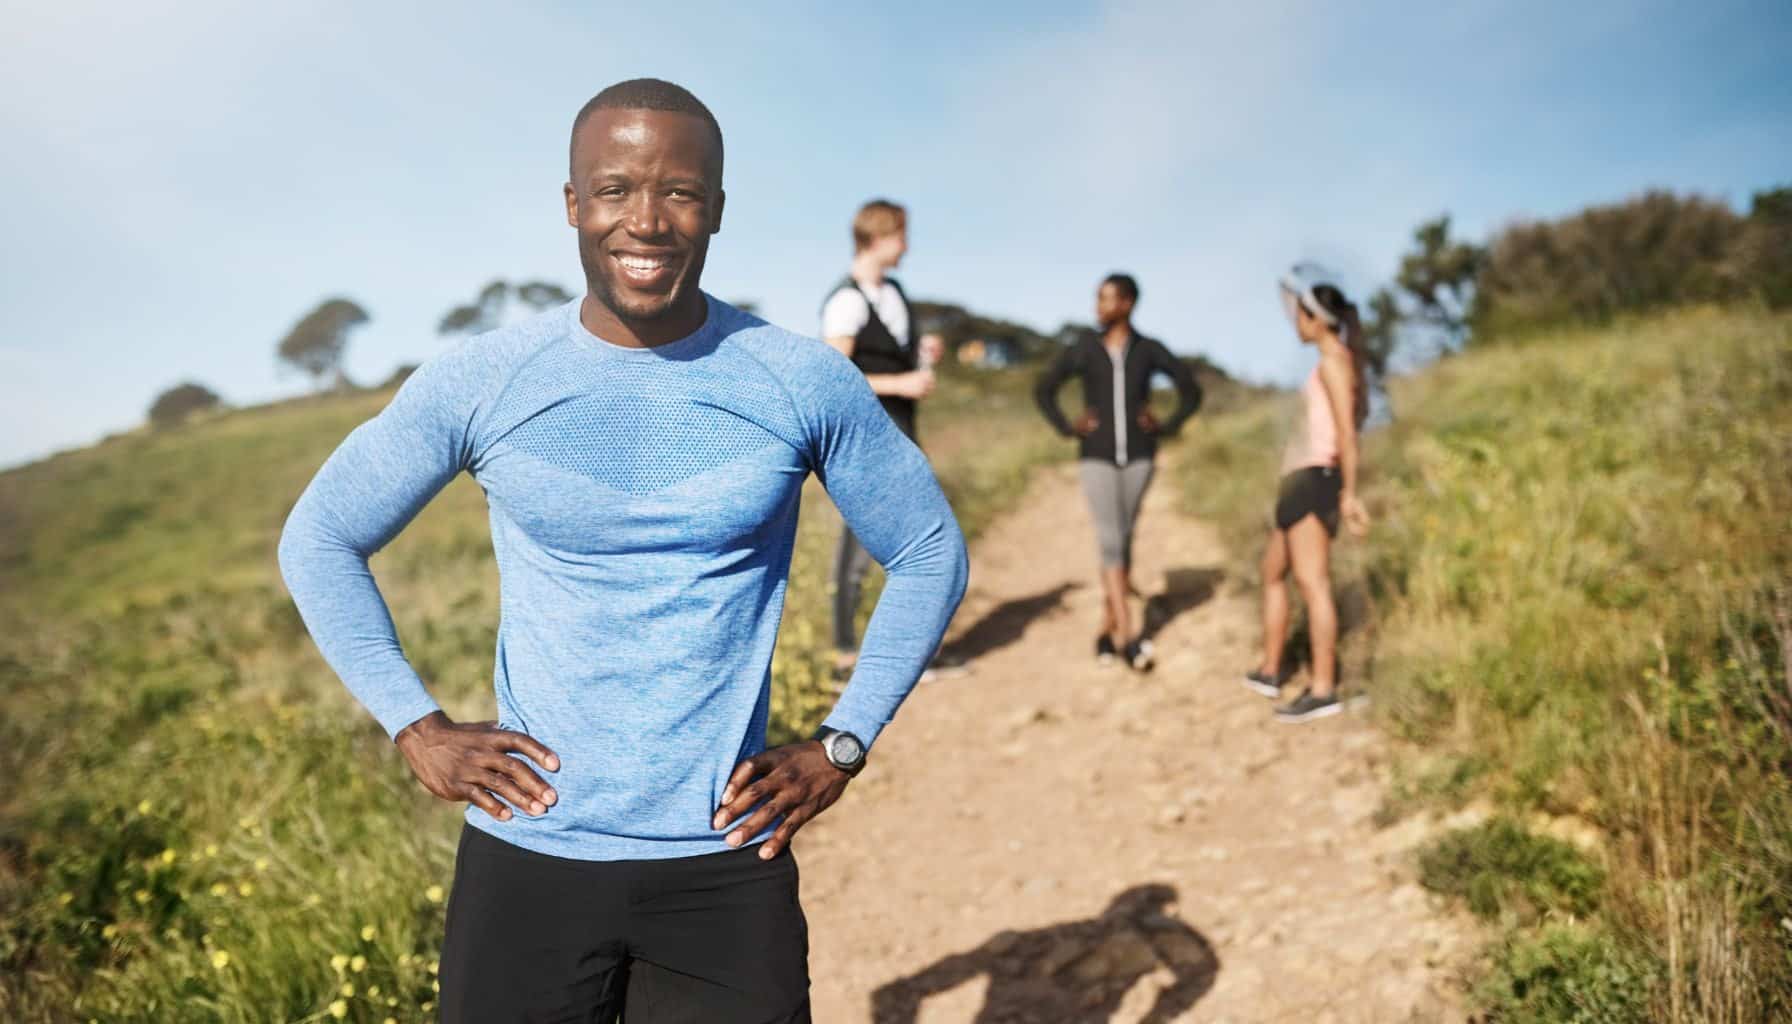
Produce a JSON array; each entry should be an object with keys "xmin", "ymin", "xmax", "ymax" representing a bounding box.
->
[{"xmin": 1281, "ymin": 366, "xmax": 1341, "ymax": 472}]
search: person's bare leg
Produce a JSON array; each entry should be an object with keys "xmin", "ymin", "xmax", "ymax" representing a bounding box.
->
[
  {"xmin": 1103, "ymin": 565, "xmax": 1132, "ymax": 649},
  {"xmin": 1287, "ymin": 517, "xmax": 1336, "ymax": 696},
  {"xmin": 1258, "ymin": 529, "xmax": 1291, "ymax": 677},
  {"xmin": 1099, "ymin": 574, "xmax": 1118, "ymax": 641}
]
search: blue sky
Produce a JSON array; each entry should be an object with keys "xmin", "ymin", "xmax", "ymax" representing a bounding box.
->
[{"xmin": 3, "ymin": 0, "xmax": 1787, "ymax": 469}]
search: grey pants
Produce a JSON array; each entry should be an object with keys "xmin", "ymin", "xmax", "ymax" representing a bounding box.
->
[
  {"xmin": 833, "ymin": 526, "xmax": 877, "ymax": 653},
  {"xmin": 1079, "ymin": 458, "xmax": 1155, "ymax": 568}
]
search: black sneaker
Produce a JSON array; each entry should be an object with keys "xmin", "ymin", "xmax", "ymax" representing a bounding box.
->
[
  {"xmin": 1275, "ymin": 689, "xmax": 1344, "ymax": 723},
  {"xmin": 1095, "ymin": 635, "xmax": 1118, "ymax": 666},
  {"xmin": 1125, "ymin": 638, "xmax": 1155, "ymax": 673},
  {"xmin": 1241, "ymin": 665, "xmax": 1293, "ymax": 699}
]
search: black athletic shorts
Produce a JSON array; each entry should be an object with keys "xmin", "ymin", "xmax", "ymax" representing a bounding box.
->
[
  {"xmin": 440, "ymin": 825, "xmax": 810, "ymax": 1023},
  {"xmin": 1273, "ymin": 465, "xmax": 1341, "ymax": 536}
]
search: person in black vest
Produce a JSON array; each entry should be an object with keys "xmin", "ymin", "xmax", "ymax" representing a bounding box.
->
[
  {"xmin": 821, "ymin": 199, "xmax": 944, "ymax": 675},
  {"xmin": 1035, "ymin": 273, "xmax": 1203, "ymax": 671}
]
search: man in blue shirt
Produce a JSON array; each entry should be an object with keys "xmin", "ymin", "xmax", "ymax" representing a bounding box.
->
[{"xmin": 279, "ymin": 78, "xmax": 968, "ymax": 1023}]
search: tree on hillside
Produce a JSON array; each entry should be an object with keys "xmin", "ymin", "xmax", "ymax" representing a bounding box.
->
[
  {"xmin": 148, "ymin": 381, "xmax": 222, "ymax": 428},
  {"xmin": 439, "ymin": 280, "xmax": 576, "ymax": 338},
  {"xmin": 1395, "ymin": 216, "xmax": 1482, "ymax": 348},
  {"xmin": 516, "ymin": 280, "xmax": 574, "ymax": 310},
  {"xmin": 277, "ymin": 298, "xmax": 368, "ymax": 389},
  {"xmin": 1737, "ymin": 186, "xmax": 1792, "ymax": 310},
  {"xmin": 438, "ymin": 279, "xmax": 510, "ymax": 337},
  {"xmin": 1358, "ymin": 287, "xmax": 1401, "ymax": 378},
  {"xmin": 1472, "ymin": 191, "xmax": 1746, "ymax": 336}
]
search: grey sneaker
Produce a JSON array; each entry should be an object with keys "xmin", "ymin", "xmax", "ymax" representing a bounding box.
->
[
  {"xmin": 1275, "ymin": 689, "xmax": 1344, "ymax": 723},
  {"xmin": 1241, "ymin": 666, "xmax": 1292, "ymax": 699}
]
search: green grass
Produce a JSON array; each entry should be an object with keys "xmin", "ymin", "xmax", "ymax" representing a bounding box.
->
[
  {"xmin": 1176, "ymin": 306, "xmax": 1792, "ymax": 1022},
  {"xmin": 0, "ymin": 362, "xmax": 1063, "ymax": 1022}
]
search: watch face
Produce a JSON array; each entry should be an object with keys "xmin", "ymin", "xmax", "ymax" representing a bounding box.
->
[{"xmin": 833, "ymin": 733, "xmax": 864, "ymax": 765}]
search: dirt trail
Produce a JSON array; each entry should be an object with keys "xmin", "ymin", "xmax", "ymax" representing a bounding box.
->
[{"xmin": 801, "ymin": 460, "xmax": 1474, "ymax": 1023}]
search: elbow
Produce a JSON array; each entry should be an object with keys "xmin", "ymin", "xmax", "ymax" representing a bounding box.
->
[
  {"xmin": 948, "ymin": 527, "xmax": 971, "ymax": 609},
  {"xmin": 275, "ymin": 508, "xmax": 306, "ymax": 590}
]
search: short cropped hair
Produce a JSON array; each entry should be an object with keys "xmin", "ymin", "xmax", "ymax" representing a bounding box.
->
[
  {"xmin": 569, "ymin": 78, "xmax": 724, "ymax": 180},
  {"xmin": 852, "ymin": 200, "xmax": 907, "ymax": 252},
  {"xmin": 1103, "ymin": 273, "xmax": 1140, "ymax": 303}
]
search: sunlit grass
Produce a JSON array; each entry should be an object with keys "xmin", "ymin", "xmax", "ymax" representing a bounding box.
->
[{"xmin": 1177, "ymin": 306, "xmax": 1792, "ymax": 1021}]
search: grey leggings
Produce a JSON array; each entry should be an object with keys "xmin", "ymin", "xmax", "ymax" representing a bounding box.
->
[
  {"xmin": 1079, "ymin": 458, "xmax": 1155, "ymax": 568},
  {"xmin": 833, "ymin": 526, "xmax": 877, "ymax": 653}
]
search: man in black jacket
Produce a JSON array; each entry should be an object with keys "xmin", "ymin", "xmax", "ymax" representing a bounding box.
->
[{"xmin": 1035, "ymin": 273, "xmax": 1202, "ymax": 671}]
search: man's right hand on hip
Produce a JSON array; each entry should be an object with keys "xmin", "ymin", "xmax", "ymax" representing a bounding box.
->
[{"xmin": 395, "ymin": 711, "xmax": 560, "ymax": 821}]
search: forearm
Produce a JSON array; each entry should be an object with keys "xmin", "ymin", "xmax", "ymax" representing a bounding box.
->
[
  {"xmin": 1034, "ymin": 373, "xmax": 1074, "ymax": 435},
  {"xmin": 1337, "ymin": 426, "xmax": 1360, "ymax": 494},
  {"xmin": 824, "ymin": 512, "xmax": 968, "ymax": 745},
  {"xmin": 864, "ymin": 372, "xmax": 913, "ymax": 397},
  {"xmin": 278, "ymin": 495, "xmax": 442, "ymax": 739}
]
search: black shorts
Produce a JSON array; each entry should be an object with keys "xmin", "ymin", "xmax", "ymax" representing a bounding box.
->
[
  {"xmin": 1273, "ymin": 466, "xmax": 1341, "ymax": 536},
  {"xmin": 440, "ymin": 825, "xmax": 810, "ymax": 1023}
]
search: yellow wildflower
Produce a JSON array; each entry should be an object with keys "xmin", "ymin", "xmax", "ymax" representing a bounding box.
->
[
  {"xmin": 211, "ymin": 950, "xmax": 230, "ymax": 970},
  {"xmin": 398, "ymin": 953, "xmax": 413, "ymax": 966},
  {"xmin": 138, "ymin": 799, "xmax": 153, "ymax": 815},
  {"xmin": 210, "ymin": 883, "xmax": 229, "ymax": 898},
  {"xmin": 351, "ymin": 954, "xmax": 367, "ymax": 973},
  {"xmin": 432, "ymin": 979, "xmax": 440, "ymax": 994},
  {"xmin": 102, "ymin": 924, "xmax": 119, "ymax": 940},
  {"xmin": 421, "ymin": 1004, "xmax": 434, "ymax": 1015},
  {"xmin": 425, "ymin": 884, "xmax": 445, "ymax": 904},
  {"xmin": 237, "ymin": 815, "xmax": 255, "ymax": 831},
  {"xmin": 254, "ymin": 857, "xmax": 269, "ymax": 873},
  {"xmin": 387, "ymin": 996, "xmax": 398, "ymax": 1006},
  {"xmin": 58, "ymin": 892, "xmax": 74, "ymax": 906},
  {"xmin": 340, "ymin": 982, "xmax": 355, "ymax": 998},
  {"xmin": 428, "ymin": 958, "xmax": 439, "ymax": 975},
  {"xmin": 306, "ymin": 893, "xmax": 323, "ymax": 908},
  {"xmin": 368, "ymin": 984, "xmax": 381, "ymax": 997},
  {"xmin": 385, "ymin": 1018, "xmax": 397, "ymax": 1024},
  {"xmin": 330, "ymin": 953, "xmax": 349, "ymax": 973},
  {"xmin": 161, "ymin": 848, "xmax": 177, "ymax": 865},
  {"xmin": 237, "ymin": 881, "xmax": 254, "ymax": 897},
  {"xmin": 133, "ymin": 889, "xmax": 151, "ymax": 905},
  {"xmin": 328, "ymin": 1000, "xmax": 348, "ymax": 1020},
  {"xmin": 360, "ymin": 924, "xmax": 376, "ymax": 942},
  {"xmin": 205, "ymin": 843, "xmax": 220, "ymax": 858}
]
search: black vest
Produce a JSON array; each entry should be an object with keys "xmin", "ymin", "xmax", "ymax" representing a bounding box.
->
[{"xmin": 827, "ymin": 276, "xmax": 917, "ymax": 438}]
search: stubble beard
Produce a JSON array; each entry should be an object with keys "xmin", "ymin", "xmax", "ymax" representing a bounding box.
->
[{"xmin": 579, "ymin": 233, "xmax": 707, "ymax": 329}]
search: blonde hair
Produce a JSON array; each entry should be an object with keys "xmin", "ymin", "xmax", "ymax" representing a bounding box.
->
[{"xmin": 852, "ymin": 199, "xmax": 907, "ymax": 252}]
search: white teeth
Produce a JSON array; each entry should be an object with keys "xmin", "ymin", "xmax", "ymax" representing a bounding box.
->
[{"xmin": 617, "ymin": 255, "xmax": 671, "ymax": 272}]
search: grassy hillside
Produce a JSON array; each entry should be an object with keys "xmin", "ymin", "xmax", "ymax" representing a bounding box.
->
[
  {"xmin": 1177, "ymin": 307, "xmax": 1792, "ymax": 1021},
  {"xmin": 0, "ymin": 362, "xmax": 1066, "ymax": 1022}
]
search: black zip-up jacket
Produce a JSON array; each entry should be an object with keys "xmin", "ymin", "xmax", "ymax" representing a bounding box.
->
[{"xmin": 1034, "ymin": 330, "xmax": 1203, "ymax": 464}]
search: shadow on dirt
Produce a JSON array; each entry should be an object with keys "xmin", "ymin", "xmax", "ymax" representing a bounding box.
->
[{"xmin": 869, "ymin": 883, "xmax": 1219, "ymax": 1023}]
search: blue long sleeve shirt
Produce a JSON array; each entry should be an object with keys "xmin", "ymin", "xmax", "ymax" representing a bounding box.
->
[{"xmin": 278, "ymin": 296, "xmax": 969, "ymax": 860}]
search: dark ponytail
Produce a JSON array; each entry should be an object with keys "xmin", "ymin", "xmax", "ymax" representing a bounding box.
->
[{"xmin": 1311, "ymin": 284, "xmax": 1368, "ymax": 429}]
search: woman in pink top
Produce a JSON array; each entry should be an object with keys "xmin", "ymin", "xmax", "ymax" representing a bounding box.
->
[{"xmin": 1243, "ymin": 275, "xmax": 1371, "ymax": 723}]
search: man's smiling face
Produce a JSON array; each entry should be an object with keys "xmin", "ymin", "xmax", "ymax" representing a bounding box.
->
[{"xmin": 565, "ymin": 107, "xmax": 725, "ymax": 334}]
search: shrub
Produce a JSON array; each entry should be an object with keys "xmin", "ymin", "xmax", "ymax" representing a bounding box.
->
[{"xmin": 147, "ymin": 382, "xmax": 222, "ymax": 428}]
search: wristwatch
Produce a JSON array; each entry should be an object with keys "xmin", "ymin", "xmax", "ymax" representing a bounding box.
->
[{"xmin": 812, "ymin": 726, "xmax": 867, "ymax": 777}]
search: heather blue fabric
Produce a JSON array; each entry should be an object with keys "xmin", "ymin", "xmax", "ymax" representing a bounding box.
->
[{"xmin": 278, "ymin": 296, "xmax": 968, "ymax": 861}]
